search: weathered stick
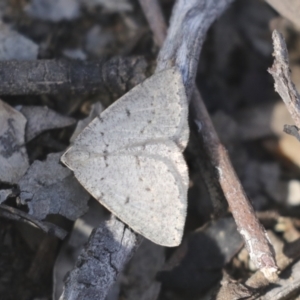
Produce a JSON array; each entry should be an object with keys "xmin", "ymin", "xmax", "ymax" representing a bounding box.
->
[
  {"xmin": 156, "ymin": 0, "xmax": 235, "ymax": 99},
  {"xmin": 192, "ymin": 91, "xmax": 277, "ymax": 280},
  {"xmin": 147, "ymin": 0, "xmax": 278, "ymax": 280},
  {"xmin": 213, "ymin": 232, "xmax": 300, "ymax": 299},
  {"xmin": 0, "ymin": 204, "xmax": 67, "ymax": 239},
  {"xmin": 138, "ymin": 0, "xmax": 167, "ymax": 47},
  {"xmin": 60, "ymin": 217, "xmax": 141, "ymax": 300},
  {"xmin": 0, "ymin": 57, "xmax": 147, "ymax": 96},
  {"xmin": 257, "ymin": 258, "xmax": 300, "ymax": 300},
  {"xmin": 269, "ymin": 30, "xmax": 300, "ymax": 141}
]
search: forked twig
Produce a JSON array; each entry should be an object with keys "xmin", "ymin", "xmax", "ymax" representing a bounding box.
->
[{"xmin": 141, "ymin": 0, "xmax": 278, "ymax": 280}]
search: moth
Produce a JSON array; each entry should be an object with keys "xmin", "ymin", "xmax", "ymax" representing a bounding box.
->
[{"xmin": 61, "ymin": 68, "xmax": 189, "ymax": 246}]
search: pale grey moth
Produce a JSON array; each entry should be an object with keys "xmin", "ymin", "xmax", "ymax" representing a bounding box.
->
[{"xmin": 61, "ymin": 68, "xmax": 189, "ymax": 246}]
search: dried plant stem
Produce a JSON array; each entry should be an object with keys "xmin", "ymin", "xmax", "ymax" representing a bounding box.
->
[
  {"xmin": 269, "ymin": 30, "xmax": 300, "ymax": 140},
  {"xmin": 0, "ymin": 57, "xmax": 147, "ymax": 96},
  {"xmin": 192, "ymin": 91, "xmax": 277, "ymax": 280},
  {"xmin": 0, "ymin": 204, "xmax": 67, "ymax": 239},
  {"xmin": 143, "ymin": 0, "xmax": 278, "ymax": 280},
  {"xmin": 138, "ymin": 0, "xmax": 167, "ymax": 47},
  {"xmin": 156, "ymin": 0, "xmax": 235, "ymax": 99}
]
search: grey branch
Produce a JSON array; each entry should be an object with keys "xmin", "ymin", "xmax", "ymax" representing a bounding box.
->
[
  {"xmin": 0, "ymin": 204, "xmax": 67, "ymax": 239},
  {"xmin": 60, "ymin": 218, "xmax": 141, "ymax": 300},
  {"xmin": 153, "ymin": 0, "xmax": 278, "ymax": 280},
  {"xmin": 138, "ymin": 0, "xmax": 167, "ymax": 47},
  {"xmin": 0, "ymin": 57, "xmax": 147, "ymax": 96},
  {"xmin": 269, "ymin": 30, "xmax": 300, "ymax": 140},
  {"xmin": 156, "ymin": 0, "xmax": 234, "ymax": 99},
  {"xmin": 258, "ymin": 258, "xmax": 300, "ymax": 300}
]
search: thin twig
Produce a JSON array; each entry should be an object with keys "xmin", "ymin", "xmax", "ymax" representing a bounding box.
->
[
  {"xmin": 144, "ymin": 0, "xmax": 278, "ymax": 280},
  {"xmin": 192, "ymin": 91, "xmax": 277, "ymax": 280},
  {"xmin": 269, "ymin": 30, "xmax": 300, "ymax": 141},
  {"xmin": 0, "ymin": 57, "xmax": 147, "ymax": 96},
  {"xmin": 138, "ymin": 0, "xmax": 167, "ymax": 47},
  {"xmin": 0, "ymin": 204, "xmax": 68, "ymax": 239}
]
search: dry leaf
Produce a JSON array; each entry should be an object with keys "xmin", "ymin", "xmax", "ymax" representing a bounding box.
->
[
  {"xmin": 0, "ymin": 22, "xmax": 38, "ymax": 60},
  {"xmin": 18, "ymin": 152, "xmax": 89, "ymax": 220},
  {"xmin": 0, "ymin": 100, "xmax": 29, "ymax": 184},
  {"xmin": 17, "ymin": 105, "xmax": 76, "ymax": 142},
  {"xmin": 70, "ymin": 102, "xmax": 103, "ymax": 142}
]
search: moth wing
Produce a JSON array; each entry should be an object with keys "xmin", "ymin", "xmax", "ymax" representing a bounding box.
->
[
  {"xmin": 62, "ymin": 68, "xmax": 188, "ymax": 168},
  {"xmin": 64, "ymin": 141, "xmax": 188, "ymax": 246}
]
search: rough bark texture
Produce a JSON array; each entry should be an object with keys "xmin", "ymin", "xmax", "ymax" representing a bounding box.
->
[
  {"xmin": 0, "ymin": 57, "xmax": 147, "ymax": 96},
  {"xmin": 60, "ymin": 218, "xmax": 141, "ymax": 300}
]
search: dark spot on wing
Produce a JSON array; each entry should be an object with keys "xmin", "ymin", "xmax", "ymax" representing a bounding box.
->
[
  {"xmin": 98, "ymin": 116, "xmax": 104, "ymax": 123},
  {"xmin": 100, "ymin": 132, "xmax": 104, "ymax": 136},
  {"xmin": 125, "ymin": 196, "xmax": 130, "ymax": 204},
  {"xmin": 135, "ymin": 156, "xmax": 140, "ymax": 166},
  {"xmin": 100, "ymin": 177, "xmax": 104, "ymax": 181},
  {"xmin": 148, "ymin": 120, "xmax": 152, "ymax": 124},
  {"xmin": 104, "ymin": 156, "xmax": 109, "ymax": 167},
  {"xmin": 145, "ymin": 187, "xmax": 151, "ymax": 191},
  {"xmin": 140, "ymin": 129, "xmax": 144, "ymax": 134},
  {"xmin": 139, "ymin": 177, "xmax": 143, "ymax": 182},
  {"xmin": 126, "ymin": 109, "xmax": 131, "ymax": 117}
]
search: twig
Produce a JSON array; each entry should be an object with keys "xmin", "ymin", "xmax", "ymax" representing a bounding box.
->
[
  {"xmin": 156, "ymin": 0, "xmax": 235, "ymax": 99},
  {"xmin": 269, "ymin": 30, "xmax": 300, "ymax": 141},
  {"xmin": 215, "ymin": 234, "xmax": 300, "ymax": 299},
  {"xmin": 138, "ymin": 0, "xmax": 167, "ymax": 47},
  {"xmin": 60, "ymin": 217, "xmax": 141, "ymax": 300},
  {"xmin": 145, "ymin": 0, "xmax": 278, "ymax": 280},
  {"xmin": 0, "ymin": 57, "xmax": 147, "ymax": 96},
  {"xmin": 192, "ymin": 91, "xmax": 277, "ymax": 280},
  {"xmin": 0, "ymin": 204, "xmax": 68, "ymax": 239},
  {"xmin": 257, "ymin": 258, "xmax": 300, "ymax": 300},
  {"xmin": 27, "ymin": 236, "xmax": 59, "ymax": 283},
  {"xmin": 246, "ymin": 237, "xmax": 300, "ymax": 291}
]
